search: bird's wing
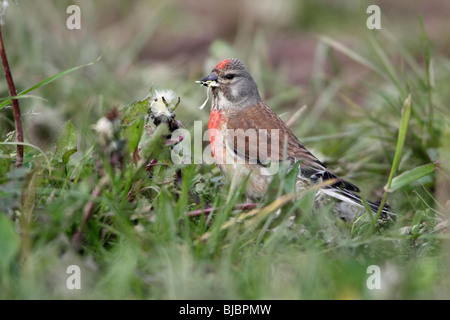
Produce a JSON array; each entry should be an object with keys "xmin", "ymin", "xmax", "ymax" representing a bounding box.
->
[{"xmin": 225, "ymin": 101, "xmax": 360, "ymax": 192}]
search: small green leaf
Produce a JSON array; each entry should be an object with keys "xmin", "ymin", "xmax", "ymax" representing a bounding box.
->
[
  {"xmin": 389, "ymin": 163, "xmax": 437, "ymax": 192},
  {"xmin": 123, "ymin": 117, "xmax": 144, "ymax": 155},
  {"xmin": 120, "ymin": 94, "xmax": 152, "ymax": 125},
  {"xmin": 54, "ymin": 120, "xmax": 77, "ymax": 164}
]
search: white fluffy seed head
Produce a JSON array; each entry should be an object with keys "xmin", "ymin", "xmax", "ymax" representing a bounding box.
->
[
  {"xmin": 93, "ymin": 116, "xmax": 120, "ymax": 148},
  {"xmin": 0, "ymin": 1, "xmax": 9, "ymax": 25},
  {"xmin": 150, "ymin": 90, "xmax": 176, "ymax": 118},
  {"xmin": 94, "ymin": 117, "xmax": 114, "ymax": 139}
]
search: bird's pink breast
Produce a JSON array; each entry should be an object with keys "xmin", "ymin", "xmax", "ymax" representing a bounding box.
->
[{"xmin": 208, "ymin": 110, "xmax": 225, "ymax": 158}]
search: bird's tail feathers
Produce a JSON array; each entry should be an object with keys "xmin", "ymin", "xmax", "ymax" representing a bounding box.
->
[{"xmin": 321, "ymin": 187, "xmax": 395, "ymax": 219}]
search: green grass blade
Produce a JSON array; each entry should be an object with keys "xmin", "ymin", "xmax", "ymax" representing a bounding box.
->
[
  {"xmin": 368, "ymin": 36, "xmax": 406, "ymax": 97},
  {"xmin": 318, "ymin": 35, "xmax": 386, "ymax": 80},
  {"xmin": 389, "ymin": 163, "xmax": 436, "ymax": 192},
  {"xmin": 0, "ymin": 94, "xmax": 47, "ymax": 103},
  {"xmin": 0, "ymin": 55, "xmax": 102, "ymax": 110},
  {"xmin": 386, "ymin": 94, "xmax": 413, "ymax": 189},
  {"xmin": 371, "ymin": 94, "xmax": 411, "ymax": 222}
]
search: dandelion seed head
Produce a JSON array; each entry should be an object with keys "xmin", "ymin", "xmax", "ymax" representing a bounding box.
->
[{"xmin": 150, "ymin": 89, "xmax": 176, "ymax": 118}]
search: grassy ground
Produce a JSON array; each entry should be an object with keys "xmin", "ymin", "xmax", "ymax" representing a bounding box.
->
[{"xmin": 0, "ymin": 0, "xmax": 450, "ymax": 299}]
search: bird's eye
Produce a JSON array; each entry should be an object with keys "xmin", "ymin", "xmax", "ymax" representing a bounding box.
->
[{"xmin": 225, "ymin": 74, "xmax": 235, "ymax": 80}]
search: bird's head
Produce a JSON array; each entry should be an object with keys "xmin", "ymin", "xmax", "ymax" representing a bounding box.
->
[{"xmin": 198, "ymin": 58, "xmax": 261, "ymax": 110}]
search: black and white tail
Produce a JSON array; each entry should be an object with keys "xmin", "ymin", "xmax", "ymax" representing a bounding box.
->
[
  {"xmin": 309, "ymin": 170, "xmax": 395, "ymax": 219},
  {"xmin": 321, "ymin": 187, "xmax": 394, "ymax": 219}
]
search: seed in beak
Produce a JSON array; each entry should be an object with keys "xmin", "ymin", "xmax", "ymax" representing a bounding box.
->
[{"xmin": 195, "ymin": 80, "xmax": 219, "ymax": 87}]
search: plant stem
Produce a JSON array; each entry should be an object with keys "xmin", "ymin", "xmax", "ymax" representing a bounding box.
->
[
  {"xmin": 187, "ymin": 203, "xmax": 259, "ymax": 217},
  {"xmin": 0, "ymin": 23, "xmax": 23, "ymax": 167},
  {"xmin": 374, "ymin": 95, "xmax": 412, "ymax": 223}
]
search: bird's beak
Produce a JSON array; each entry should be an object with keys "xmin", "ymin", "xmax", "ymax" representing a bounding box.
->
[{"xmin": 196, "ymin": 73, "xmax": 219, "ymax": 87}]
